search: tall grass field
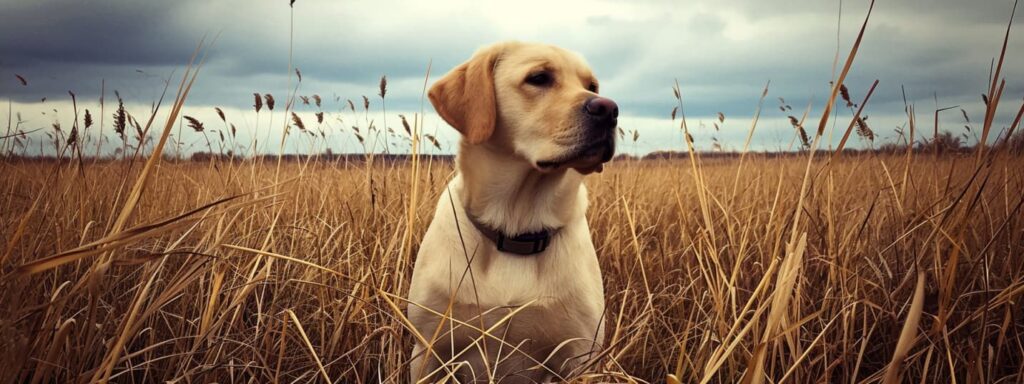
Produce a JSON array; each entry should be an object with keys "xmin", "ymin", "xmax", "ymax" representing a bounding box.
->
[{"xmin": 2, "ymin": 151, "xmax": 1024, "ymax": 382}]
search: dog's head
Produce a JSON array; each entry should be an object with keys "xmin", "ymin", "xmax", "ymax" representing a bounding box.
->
[{"xmin": 429, "ymin": 41, "xmax": 617, "ymax": 175}]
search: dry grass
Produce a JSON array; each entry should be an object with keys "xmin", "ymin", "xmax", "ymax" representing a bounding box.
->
[{"xmin": 1, "ymin": 149, "xmax": 1023, "ymax": 382}]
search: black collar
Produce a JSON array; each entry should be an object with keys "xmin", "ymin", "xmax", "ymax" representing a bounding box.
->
[{"xmin": 466, "ymin": 214, "xmax": 558, "ymax": 255}]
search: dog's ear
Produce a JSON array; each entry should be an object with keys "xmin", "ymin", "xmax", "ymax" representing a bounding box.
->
[{"xmin": 429, "ymin": 45, "xmax": 501, "ymax": 144}]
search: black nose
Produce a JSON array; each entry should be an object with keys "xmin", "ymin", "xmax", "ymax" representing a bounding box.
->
[{"xmin": 584, "ymin": 97, "xmax": 619, "ymax": 121}]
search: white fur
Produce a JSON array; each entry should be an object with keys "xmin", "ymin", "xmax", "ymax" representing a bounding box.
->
[{"xmin": 408, "ymin": 42, "xmax": 608, "ymax": 383}]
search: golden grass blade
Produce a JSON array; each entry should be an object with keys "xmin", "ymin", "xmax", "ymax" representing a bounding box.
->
[
  {"xmin": 16, "ymin": 193, "xmax": 246, "ymax": 275},
  {"xmin": 730, "ymin": 80, "xmax": 770, "ymax": 201},
  {"xmin": 742, "ymin": 232, "xmax": 807, "ymax": 384},
  {"xmin": 90, "ymin": 256, "xmax": 165, "ymax": 382},
  {"xmin": 673, "ymin": 80, "xmax": 716, "ymax": 245},
  {"xmin": 777, "ymin": 308, "xmax": 843, "ymax": 383},
  {"xmin": 199, "ymin": 261, "xmax": 226, "ymax": 336},
  {"xmin": 285, "ymin": 309, "xmax": 332, "ymax": 383},
  {"xmin": 977, "ymin": 0, "xmax": 1017, "ymax": 160},
  {"xmin": 699, "ymin": 294, "xmax": 773, "ymax": 384},
  {"xmin": 221, "ymin": 244, "xmax": 344, "ymax": 278},
  {"xmin": 977, "ymin": 79, "xmax": 1006, "ymax": 161},
  {"xmin": 816, "ymin": 0, "xmax": 875, "ymax": 137},
  {"xmin": 997, "ymin": 99, "xmax": 1024, "ymax": 149},
  {"xmin": 1, "ymin": 174, "xmax": 48, "ymax": 266},
  {"xmin": 29, "ymin": 318, "xmax": 75, "ymax": 384},
  {"xmin": 791, "ymin": 0, "xmax": 875, "ymax": 247},
  {"xmin": 105, "ymin": 37, "xmax": 209, "ymax": 247},
  {"xmin": 830, "ymin": 80, "xmax": 879, "ymax": 159},
  {"xmin": 883, "ymin": 271, "xmax": 926, "ymax": 384},
  {"xmin": 621, "ymin": 197, "xmax": 652, "ymax": 296}
]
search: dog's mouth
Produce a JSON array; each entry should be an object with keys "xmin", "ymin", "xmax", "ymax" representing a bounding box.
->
[{"xmin": 536, "ymin": 139, "xmax": 615, "ymax": 175}]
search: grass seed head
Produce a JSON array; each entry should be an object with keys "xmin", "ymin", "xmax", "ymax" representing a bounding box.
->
[
  {"xmin": 184, "ymin": 115, "xmax": 205, "ymax": 132},
  {"xmin": 399, "ymin": 114, "xmax": 411, "ymax": 136},
  {"xmin": 113, "ymin": 97, "xmax": 127, "ymax": 139},
  {"xmin": 265, "ymin": 94, "xmax": 276, "ymax": 111},
  {"xmin": 291, "ymin": 112, "xmax": 306, "ymax": 131},
  {"xmin": 840, "ymin": 83, "xmax": 854, "ymax": 107}
]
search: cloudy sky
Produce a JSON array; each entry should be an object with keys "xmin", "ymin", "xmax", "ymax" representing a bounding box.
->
[{"xmin": 1, "ymin": 0, "xmax": 1022, "ymax": 156}]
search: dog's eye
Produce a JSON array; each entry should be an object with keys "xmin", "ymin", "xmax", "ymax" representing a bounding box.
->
[
  {"xmin": 588, "ymin": 82, "xmax": 599, "ymax": 93},
  {"xmin": 525, "ymin": 72, "xmax": 553, "ymax": 87}
]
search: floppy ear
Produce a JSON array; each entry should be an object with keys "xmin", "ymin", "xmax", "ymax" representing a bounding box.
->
[{"xmin": 428, "ymin": 46, "xmax": 501, "ymax": 144}]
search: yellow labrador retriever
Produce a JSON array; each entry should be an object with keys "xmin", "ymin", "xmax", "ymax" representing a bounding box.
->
[{"xmin": 408, "ymin": 41, "xmax": 616, "ymax": 383}]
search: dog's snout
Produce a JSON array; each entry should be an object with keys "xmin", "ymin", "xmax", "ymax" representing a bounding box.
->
[{"xmin": 584, "ymin": 97, "xmax": 619, "ymax": 121}]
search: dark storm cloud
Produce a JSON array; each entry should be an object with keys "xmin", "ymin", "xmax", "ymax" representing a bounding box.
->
[
  {"xmin": 0, "ymin": 0, "xmax": 504, "ymax": 110},
  {"xmin": 586, "ymin": 0, "xmax": 1023, "ymax": 121},
  {"xmin": 0, "ymin": 1, "xmax": 198, "ymax": 66}
]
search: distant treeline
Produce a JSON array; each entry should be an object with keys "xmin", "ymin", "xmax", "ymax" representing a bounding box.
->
[
  {"xmin": 4, "ymin": 132, "xmax": 1023, "ymax": 164},
  {"xmin": 630, "ymin": 130, "xmax": 1024, "ymax": 160},
  {"xmin": 0, "ymin": 152, "xmax": 458, "ymax": 164}
]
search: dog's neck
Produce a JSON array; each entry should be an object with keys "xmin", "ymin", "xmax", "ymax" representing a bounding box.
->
[{"xmin": 456, "ymin": 142, "xmax": 587, "ymax": 236}]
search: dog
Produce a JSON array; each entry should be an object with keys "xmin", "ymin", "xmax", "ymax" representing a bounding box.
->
[{"xmin": 407, "ymin": 41, "xmax": 616, "ymax": 383}]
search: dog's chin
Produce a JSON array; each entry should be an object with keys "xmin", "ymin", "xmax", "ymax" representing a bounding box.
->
[{"xmin": 535, "ymin": 140, "xmax": 614, "ymax": 175}]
